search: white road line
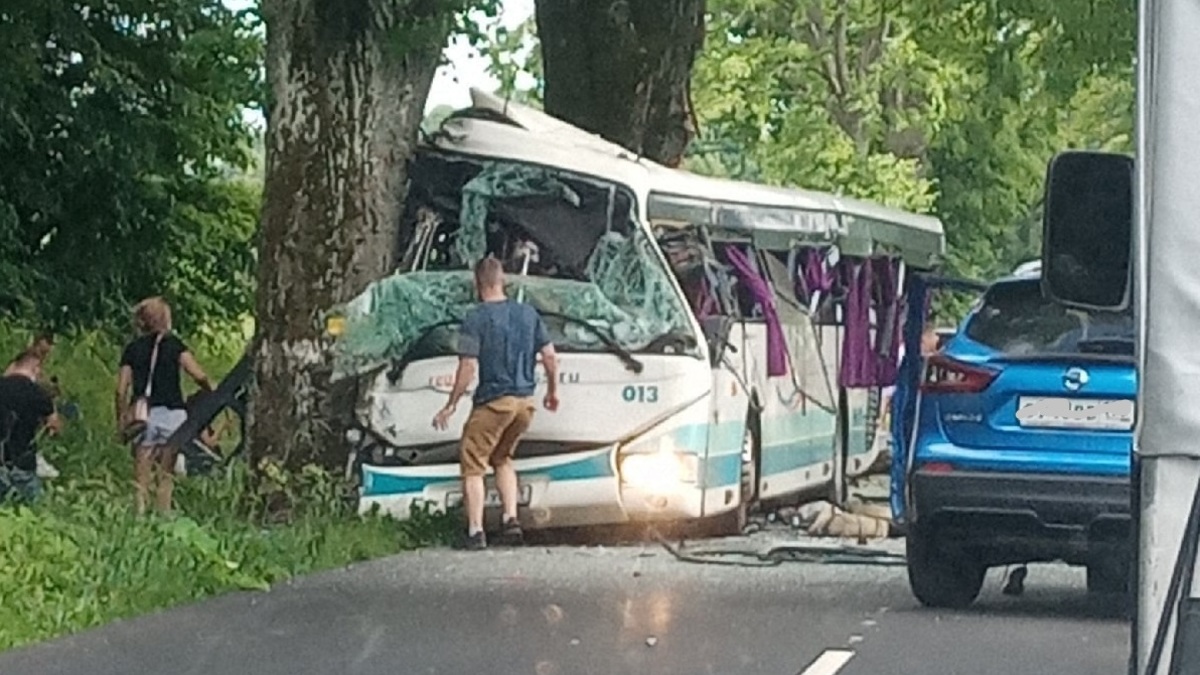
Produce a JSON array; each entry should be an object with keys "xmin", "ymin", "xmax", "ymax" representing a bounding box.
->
[{"xmin": 797, "ymin": 649, "xmax": 855, "ymax": 675}]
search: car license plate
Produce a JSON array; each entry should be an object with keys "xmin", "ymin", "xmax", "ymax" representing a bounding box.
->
[
  {"xmin": 1016, "ymin": 397, "xmax": 1134, "ymax": 430},
  {"xmin": 445, "ymin": 484, "xmax": 532, "ymax": 509}
]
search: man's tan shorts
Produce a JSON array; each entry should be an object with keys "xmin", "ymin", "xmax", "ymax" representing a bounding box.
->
[{"xmin": 460, "ymin": 396, "xmax": 536, "ymax": 477}]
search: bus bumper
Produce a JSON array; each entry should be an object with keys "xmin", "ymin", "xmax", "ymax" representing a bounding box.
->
[{"xmin": 358, "ymin": 453, "xmax": 708, "ymax": 529}]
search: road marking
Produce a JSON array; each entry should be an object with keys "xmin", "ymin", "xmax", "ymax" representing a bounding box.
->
[{"xmin": 797, "ymin": 649, "xmax": 855, "ymax": 675}]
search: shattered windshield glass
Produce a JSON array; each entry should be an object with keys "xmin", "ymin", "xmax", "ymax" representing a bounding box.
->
[{"xmin": 329, "ymin": 154, "xmax": 696, "ymax": 381}]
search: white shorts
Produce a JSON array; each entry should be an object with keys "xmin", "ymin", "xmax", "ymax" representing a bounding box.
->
[{"xmin": 136, "ymin": 406, "xmax": 187, "ymax": 447}]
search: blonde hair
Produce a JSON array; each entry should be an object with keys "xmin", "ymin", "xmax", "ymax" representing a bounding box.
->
[{"xmin": 133, "ymin": 296, "xmax": 172, "ymax": 335}]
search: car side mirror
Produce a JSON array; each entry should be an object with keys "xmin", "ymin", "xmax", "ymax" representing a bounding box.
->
[
  {"xmin": 1041, "ymin": 150, "xmax": 1134, "ymax": 311},
  {"xmin": 700, "ymin": 315, "xmax": 736, "ymax": 365}
]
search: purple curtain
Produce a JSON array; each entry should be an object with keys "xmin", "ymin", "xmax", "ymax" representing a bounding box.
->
[
  {"xmin": 838, "ymin": 256, "xmax": 904, "ymax": 387},
  {"xmin": 840, "ymin": 259, "xmax": 873, "ymax": 387},
  {"xmin": 871, "ymin": 257, "xmax": 902, "ymax": 385},
  {"xmin": 724, "ymin": 247, "xmax": 788, "ymax": 377},
  {"xmin": 792, "ymin": 247, "xmax": 836, "ymax": 307}
]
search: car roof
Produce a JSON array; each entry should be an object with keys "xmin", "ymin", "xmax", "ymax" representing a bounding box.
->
[{"xmin": 987, "ymin": 272, "xmax": 1041, "ymax": 288}]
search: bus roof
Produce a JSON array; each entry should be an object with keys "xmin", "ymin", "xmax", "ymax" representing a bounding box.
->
[{"xmin": 427, "ymin": 89, "xmax": 945, "ymax": 269}]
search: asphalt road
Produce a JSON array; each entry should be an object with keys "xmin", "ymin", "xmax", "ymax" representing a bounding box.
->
[{"xmin": 0, "ymin": 533, "xmax": 1129, "ymax": 675}]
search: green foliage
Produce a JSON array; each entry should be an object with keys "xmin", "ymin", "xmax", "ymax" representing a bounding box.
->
[
  {"xmin": 477, "ymin": 15, "xmax": 542, "ymax": 105},
  {"xmin": 686, "ymin": 0, "xmax": 955, "ymax": 212},
  {"xmin": 0, "ymin": 0, "xmax": 263, "ymax": 332},
  {"xmin": 471, "ymin": 0, "xmax": 1134, "ymax": 286},
  {"xmin": 0, "ymin": 325, "xmax": 457, "ymax": 651},
  {"xmin": 917, "ymin": 1, "xmax": 1134, "ymax": 280},
  {"xmin": 163, "ymin": 178, "xmax": 260, "ymax": 332},
  {"xmin": 688, "ymin": 0, "xmax": 1134, "ymax": 281}
]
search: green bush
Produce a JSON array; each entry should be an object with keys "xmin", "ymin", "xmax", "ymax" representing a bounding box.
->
[{"xmin": 0, "ymin": 325, "xmax": 455, "ymax": 652}]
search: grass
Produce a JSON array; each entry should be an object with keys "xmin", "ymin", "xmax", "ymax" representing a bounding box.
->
[{"xmin": 0, "ymin": 325, "xmax": 455, "ymax": 652}]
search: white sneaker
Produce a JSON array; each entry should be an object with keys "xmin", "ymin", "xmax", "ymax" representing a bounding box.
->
[{"xmin": 36, "ymin": 453, "xmax": 60, "ymax": 479}]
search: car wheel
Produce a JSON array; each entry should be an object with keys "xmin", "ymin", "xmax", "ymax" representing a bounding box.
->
[
  {"xmin": 906, "ymin": 523, "xmax": 986, "ymax": 609},
  {"xmin": 1086, "ymin": 559, "xmax": 1129, "ymax": 595}
]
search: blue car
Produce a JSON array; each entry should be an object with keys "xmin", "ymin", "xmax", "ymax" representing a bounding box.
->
[{"xmin": 903, "ymin": 270, "xmax": 1135, "ymax": 608}]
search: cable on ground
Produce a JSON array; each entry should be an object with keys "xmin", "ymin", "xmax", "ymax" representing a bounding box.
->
[{"xmin": 649, "ymin": 528, "xmax": 908, "ymax": 569}]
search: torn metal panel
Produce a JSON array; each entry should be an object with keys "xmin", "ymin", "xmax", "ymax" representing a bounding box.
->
[{"xmin": 645, "ymin": 187, "xmax": 942, "ymax": 269}]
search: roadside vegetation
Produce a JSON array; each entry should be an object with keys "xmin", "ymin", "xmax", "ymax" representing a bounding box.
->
[{"xmin": 0, "ymin": 326, "xmax": 454, "ymax": 652}]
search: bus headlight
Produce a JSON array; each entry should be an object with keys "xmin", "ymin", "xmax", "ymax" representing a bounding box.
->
[{"xmin": 619, "ymin": 436, "xmax": 699, "ymax": 491}]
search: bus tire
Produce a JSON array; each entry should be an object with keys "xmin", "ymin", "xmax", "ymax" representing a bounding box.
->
[{"xmin": 711, "ymin": 413, "xmax": 760, "ymax": 537}]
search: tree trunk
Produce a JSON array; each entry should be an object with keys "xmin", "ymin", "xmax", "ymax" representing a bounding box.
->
[
  {"xmin": 535, "ymin": 0, "xmax": 706, "ymax": 167},
  {"xmin": 251, "ymin": 0, "xmax": 446, "ymax": 473}
]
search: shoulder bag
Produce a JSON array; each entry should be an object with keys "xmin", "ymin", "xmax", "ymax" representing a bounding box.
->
[{"xmin": 122, "ymin": 333, "xmax": 163, "ymax": 442}]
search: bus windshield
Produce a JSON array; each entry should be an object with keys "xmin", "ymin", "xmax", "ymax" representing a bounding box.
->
[{"xmin": 329, "ymin": 152, "xmax": 697, "ymax": 381}]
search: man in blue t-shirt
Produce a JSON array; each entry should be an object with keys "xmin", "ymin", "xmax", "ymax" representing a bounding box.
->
[{"xmin": 433, "ymin": 257, "xmax": 559, "ymax": 550}]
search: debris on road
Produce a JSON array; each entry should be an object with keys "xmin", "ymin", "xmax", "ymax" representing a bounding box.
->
[
  {"xmin": 650, "ymin": 528, "xmax": 906, "ymax": 569},
  {"xmin": 751, "ymin": 474, "xmax": 896, "ymax": 542}
]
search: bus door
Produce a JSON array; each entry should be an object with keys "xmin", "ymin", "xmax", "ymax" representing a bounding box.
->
[
  {"xmin": 750, "ymin": 245, "xmax": 837, "ymax": 499},
  {"xmin": 658, "ymin": 226, "xmax": 748, "ymax": 516},
  {"xmin": 789, "ymin": 249, "xmax": 905, "ymax": 506},
  {"xmin": 888, "ymin": 274, "xmax": 987, "ymax": 527}
]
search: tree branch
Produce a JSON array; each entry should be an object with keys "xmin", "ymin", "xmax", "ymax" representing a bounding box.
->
[
  {"xmin": 801, "ymin": 4, "xmax": 842, "ymax": 98},
  {"xmin": 857, "ymin": 8, "xmax": 892, "ymax": 78},
  {"xmin": 832, "ymin": 0, "xmax": 850, "ymax": 99}
]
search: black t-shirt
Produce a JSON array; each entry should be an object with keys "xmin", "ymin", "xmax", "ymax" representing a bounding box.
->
[
  {"xmin": 0, "ymin": 375, "xmax": 54, "ymax": 471},
  {"xmin": 120, "ymin": 333, "xmax": 188, "ymax": 409}
]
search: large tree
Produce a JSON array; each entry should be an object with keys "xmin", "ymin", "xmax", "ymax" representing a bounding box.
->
[
  {"xmin": 535, "ymin": 0, "xmax": 707, "ymax": 166},
  {"xmin": 251, "ymin": 1, "xmax": 483, "ymax": 472}
]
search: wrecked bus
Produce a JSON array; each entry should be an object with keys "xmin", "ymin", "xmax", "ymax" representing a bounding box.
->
[{"xmin": 327, "ymin": 91, "xmax": 945, "ymax": 531}]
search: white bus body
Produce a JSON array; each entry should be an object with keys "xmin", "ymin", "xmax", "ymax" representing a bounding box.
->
[{"xmin": 338, "ymin": 90, "xmax": 945, "ymax": 529}]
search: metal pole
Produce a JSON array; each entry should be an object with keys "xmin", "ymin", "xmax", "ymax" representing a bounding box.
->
[
  {"xmin": 1136, "ymin": 0, "xmax": 1200, "ymax": 673},
  {"xmin": 1132, "ymin": 0, "xmax": 1152, "ymax": 669}
]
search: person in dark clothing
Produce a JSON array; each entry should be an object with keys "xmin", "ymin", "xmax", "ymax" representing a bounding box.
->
[
  {"xmin": 5, "ymin": 332, "xmax": 64, "ymax": 479},
  {"xmin": 432, "ymin": 257, "xmax": 560, "ymax": 550},
  {"xmin": 4, "ymin": 333, "xmax": 54, "ymax": 377},
  {"xmin": 115, "ymin": 297, "xmax": 213, "ymax": 515},
  {"xmin": 0, "ymin": 351, "xmax": 61, "ymax": 503}
]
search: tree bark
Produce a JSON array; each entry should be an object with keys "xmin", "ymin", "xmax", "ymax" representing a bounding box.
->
[
  {"xmin": 251, "ymin": 0, "xmax": 446, "ymax": 473},
  {"xmin": 535, "ymin": 0, "xmax": 706, "ymax": 167}
]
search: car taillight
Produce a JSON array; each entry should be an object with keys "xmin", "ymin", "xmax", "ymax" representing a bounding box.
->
[{"xmin": 920, "ymin": 354, "xmax": 998, "ymax": 394}]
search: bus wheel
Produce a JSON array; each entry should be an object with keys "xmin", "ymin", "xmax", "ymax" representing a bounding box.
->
[{"xmin": 711, "ymin": 416, "xmax": 759, "ymax": 537}]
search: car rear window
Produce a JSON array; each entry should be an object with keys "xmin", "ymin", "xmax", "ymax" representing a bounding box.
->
[{"xmin": 963, "ymin": 280, "xmax": 1134, "ymax": 356}]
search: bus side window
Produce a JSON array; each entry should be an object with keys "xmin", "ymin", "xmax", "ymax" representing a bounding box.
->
[
  {"xmin": 712, "ymin": 242, "xmax": 761, "ymax": 321},
  {"xmin": 662, "ymin": 229, "xmax": 727, "ymax": 318},
  {"xmin": 760, "ymin": 249, "xmax": 807, "ymax": 323}
]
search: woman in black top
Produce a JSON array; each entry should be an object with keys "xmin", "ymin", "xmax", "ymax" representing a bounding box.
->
[{"xmin": 115, "ymin": 297, "xmax": 213, "ymax": 515}]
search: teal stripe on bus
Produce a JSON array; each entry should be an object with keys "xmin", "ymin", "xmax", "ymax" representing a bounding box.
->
[{"xmin": 362, "ymin": 451, "xmax": 615, "ymax": 497}]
